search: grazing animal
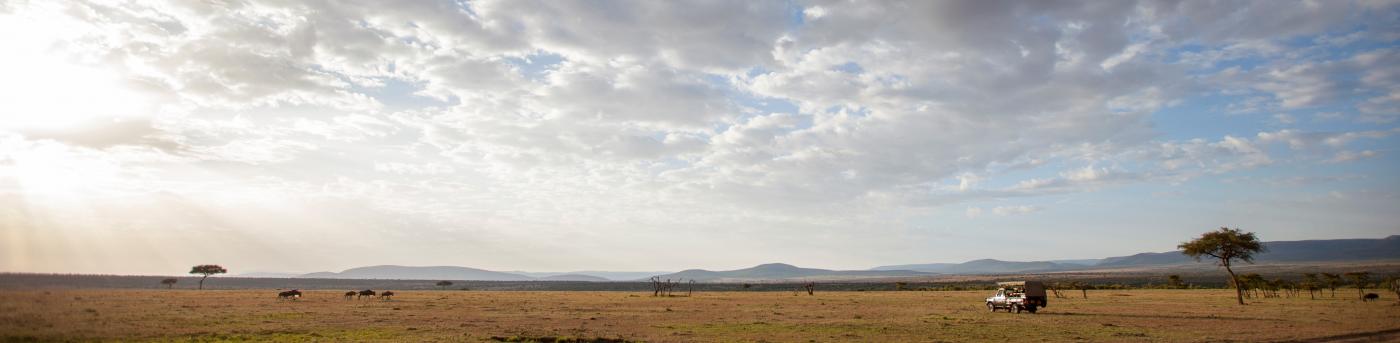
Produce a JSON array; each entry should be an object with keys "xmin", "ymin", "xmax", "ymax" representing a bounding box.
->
[
  {"xmin": 357, "ymin": 289, "xmax": 376, "ymax": 299},
  {"xmin": 277, "ymin": 289, "xmax": 302, "ymax": 300},
  {"xmin": 381, "ymin": 291, "xmax": 395, "ymax": 300},
  {"xmin": 1363, "ymin": 293, "xmax": 1379, "ymax": 302},
  {"xmin": 344, "ymin": 291, "xmax": 356, "ymax": 300}
]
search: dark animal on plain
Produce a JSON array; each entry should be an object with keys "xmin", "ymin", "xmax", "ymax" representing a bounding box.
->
[
  {"xmin": 344, "ymin": 291, "xmax": 356, "ymax": 300},
  {"xmin": 358, "ymin": 289, "xmax": 376, "ymax": 299},
  {"xmin": 1363, "ymin": 293, "xmax": 1379, "ymax": 302},
  {"xmin": 381, "ymin": 291, "xmax": 395, "ymax": 300},
  {"xmin": 277, "ymin": 289, "xmax": 302, "ymax": 300}
]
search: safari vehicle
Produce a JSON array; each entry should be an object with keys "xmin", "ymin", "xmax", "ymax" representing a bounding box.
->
[{"xmin": 986, "ymin": 281, "xmax": 1047, "ymax": 313}]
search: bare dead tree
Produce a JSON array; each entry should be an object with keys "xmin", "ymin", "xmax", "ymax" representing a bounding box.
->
[
  {"xmin": 804, "ymin": 282, "xmax": 814, "ymax": 295},
  {"xmin": 687, "ymin": 279, "xmax": 695, "ymax": 297},
  {"xmin": 652, "ymin": 278, "xmax": 678, "ymax": 297},
  {"xmin": 650, "ymin": 276, "xmax": 663, "ymax": 297}
]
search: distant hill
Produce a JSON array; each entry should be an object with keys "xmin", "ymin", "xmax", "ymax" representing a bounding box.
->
[
  {"xmin": 506, "ymin": 271, "xmax": 670, "ymax": 281},
  {"xmin": 234, "ymin": 271, "xmax": 303, "ymax": 278},
  {"xmin": 872, "ymin": 259, "xmax": 1071, "ymax": 274},
  {"xmin": 1047, "ymin": 259, "xmax": 1103, "ymax": 266},
  {"xmin": 1096, "ymin": 235, "xmax": 1400, "ymax": 267},
  {"xmin": 296, "ymin": 266, "xmax": 640, "ymax": 282},
  {"xmin": 298, "ymin": 265, "xmax": 535, "ymax": 281},
  {"xmin": 878, "ymin": 236, "xmax": 1400, "ymax": 274},
  {"xmin": 653, "ymin": 263, "xmax": 930, "ymax": 282},
  {"xmin": 537, "ymin": 274, "xmax": 610, "ymax": 282},
  {"xmin": 227, "ymin": 237, "xmax": 1400, "ymax": 282}
]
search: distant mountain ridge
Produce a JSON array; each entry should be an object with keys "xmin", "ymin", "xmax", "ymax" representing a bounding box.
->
[
  {"xmin": 507, "ymin": 271, "xmax": 669, "ymax": 281},
  {"xmin": 298, "ymin": 265, "xmax": 536, "ymax": 281},
  {"xmin": 274, "ymin": 236, "xmax": 1399, "ymax": 282},
  {"xmin": 1094, "ymin": 235, "xmax": 1400, "ymax": 268},
  {"xmin": 872, "ymin": 259, "xmax": 1069, "ymax": 274},
  {"xmin": 295, "ymin": 266, "xmax": 659, "ymax": 282},
  {"xmin": 875, "ymin": 235, "xmax": 1400, "ymax": 274},
  {"xmin": 653, "ymin": 263, "xmax": 931, "ymax": 282}
]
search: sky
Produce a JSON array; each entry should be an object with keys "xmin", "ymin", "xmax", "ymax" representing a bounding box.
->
[{"xmin": 1, "ymin": 0, "xmax": 1398, "ymax": 276}]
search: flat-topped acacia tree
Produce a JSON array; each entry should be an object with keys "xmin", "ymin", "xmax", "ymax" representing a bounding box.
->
[
  {"xmin": 1344, "ymin": 272, "xmax": 1371, "ymax": 300},
  {"xmin": 189, "ymin": 265, "xmax": 227, "ymax": 290},
  {"xmin": 160, "ymin": 278, "xmax": 178, "ymax": 289},
  {"xmin": 1321, "ymin": 273, "xmax": 1343, "ymax": 297},
  {"xmin": 1179, "ymin": 227, "xmax": 1265, "ymax": 305}
]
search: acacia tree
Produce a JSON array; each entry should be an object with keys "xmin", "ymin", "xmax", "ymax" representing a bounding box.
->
[
  {"xmin": 1073, "ymin": 281, "xmax": 1091, "ymax": 299},
  {"xmin": 1239, "ymin": 273, "xmax": 1264, "ymax": 299},
  {"xmin": 1302, "ymin": 273, "xmax": 1321, "ymax": 300},
  {"xmin": 161, "ymin": 278, "xmax": 178, "ymax": 289},
  {"xmin": 1321, "ymin": 273, "xmax": 1343, "ymax": 297},
  {"xmin": 189, "ymin": 265, "xmax": 227, "ymax": 290},
  {"xmin": 436, "ymin": 281, "xmax": 453, "ymax": 290},
  {"xmin": 1387, "ymin": 276, "xmax": 1400, "ymax": 303},
  {"xmin": 1179, "ymin": 227, "xmax": 1265, "ymax": 305},
  {"xmin": 1344, "ymin": 272, "xmax": 1371, "ymax": 300},
  {"xmin": 1167, "ymin": 275, "xmax": 1185, "ymax": 289}
]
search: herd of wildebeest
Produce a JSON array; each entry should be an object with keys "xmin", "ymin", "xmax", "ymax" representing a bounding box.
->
[{"xmin": 274, "ymin": 289, "xmax": 395, "ymax": 300}]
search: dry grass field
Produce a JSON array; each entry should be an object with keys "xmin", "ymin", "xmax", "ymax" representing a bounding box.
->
[{"xmin": 2, "ymin": 289, "xmax": 1397, "ymax": 342}]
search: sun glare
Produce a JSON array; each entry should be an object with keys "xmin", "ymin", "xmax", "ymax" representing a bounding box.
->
[
  {"xmin": 0, "ymin": 4, "xmax": 153, "ymax": 131},
  {"xmin": 0, "ymin": 143, "xmax": 120, "ymax": 199}
]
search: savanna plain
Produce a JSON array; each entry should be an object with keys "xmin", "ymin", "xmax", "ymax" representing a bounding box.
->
[{"xmin": 2, "ymin": 289, "xmax": 1397, "ymax": 342}]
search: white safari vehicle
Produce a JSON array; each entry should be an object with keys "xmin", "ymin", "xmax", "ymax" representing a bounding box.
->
[{"xmin": 986, "ymin": 281, "xmax": 1048, "ymax": 313}]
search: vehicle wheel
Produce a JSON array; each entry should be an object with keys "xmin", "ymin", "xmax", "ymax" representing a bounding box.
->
[
  {"xmin": 1026, "ymin": 306, "xmax": 1037, "ymax": 314},
  {"xmin": 987, "ymin": 303, "xmax": 995, "ymax": 312},
  {"xmin": 1013, "ymin": 304, "xmax": 1022, "ymax": 313}
]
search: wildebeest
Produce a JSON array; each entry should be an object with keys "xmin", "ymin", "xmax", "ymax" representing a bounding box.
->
[
  {"xmin": 344, "ymin": 291, "xmax": 356, "ymax": 300},
  {"xmin": 1363, "ymin": 293, "xmax": 1379, "ymax": 302},
  {"xmin": 381, "ymin": 291, "xmax": 395, "ymax": 300},
  {"xmin": 277, "ymin": 289, "xmax": 302, "ymax": 300},
  {"xmin": 357, "ymin": 289, "xmax": 376, "ymax": 299}
]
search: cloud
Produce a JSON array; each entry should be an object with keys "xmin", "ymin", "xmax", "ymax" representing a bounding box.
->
[
  {"xmin": 1328, "ymin": 150, "xmax": 1379, "ymax": 163},
  {"xmin": 1255, "ymin": 129, "xmax": 1398, "ymax": 150},
  {"xmin": 2, "ymin": 0, "xmax": 1398, "ymax": 272},
  {"xmin": 964, "ymin": 207, "xmax": 983, "ymax": 218},
  {"xmin": 992, "ymin": 205, "xmax": 1042, "ymax": 216}
]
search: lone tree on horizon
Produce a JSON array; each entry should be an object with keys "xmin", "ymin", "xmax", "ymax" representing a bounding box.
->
[
  {"xmin": 189, "ymin": 265, "xmax": 227, "ymax": 290},
  {"xmin": 161, "ymin": 278, "xmax": 178, "ymax": 289},
  {"xmin": 436, "ymin": 281, "xmax": 453, "ymax": 290},
  {"xmin": 1179, "ymin": 227, "xmax": 1265, "ymax": 305}
]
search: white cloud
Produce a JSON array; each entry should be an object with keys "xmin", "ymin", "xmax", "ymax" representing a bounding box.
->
[
  {"xmin": 1328, "ymin": 150, "xmax": 1379, "ymax": 163},
  {"xmin": 992, "ymin": 205, "xmax": 1042, "ymax": 216},
  {"xmin": 2, "ymin": 0, "xmax": 1398, "ymax": 273},
  {"xmin": 965, "ymin": 207, "xmax": 983, "ymax": 218}
]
